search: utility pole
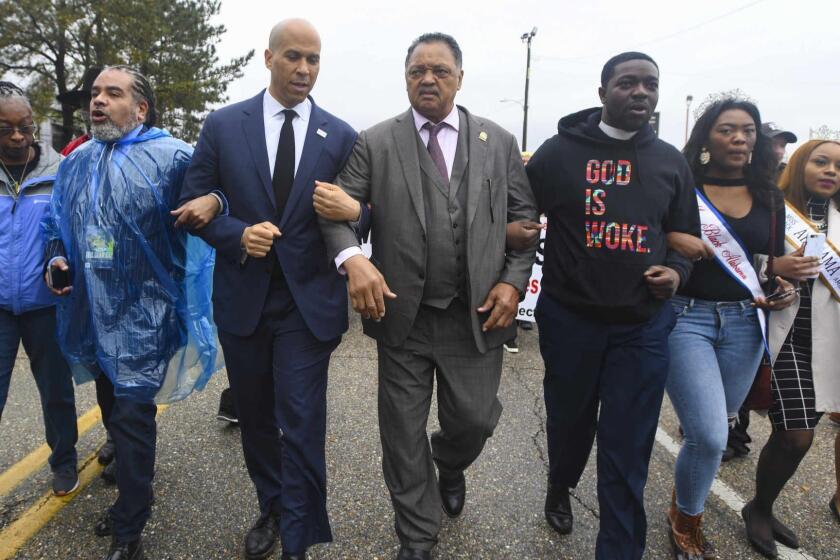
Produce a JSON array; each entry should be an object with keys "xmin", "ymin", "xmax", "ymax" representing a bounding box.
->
[{"xmin": 521, "ymin": 27, "xmax": 537, "ymax": 151}]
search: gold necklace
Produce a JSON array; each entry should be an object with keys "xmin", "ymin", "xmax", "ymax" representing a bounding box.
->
[{"xmin": 0, "ymin": 147, "xmax": 34, "ymax": 196}]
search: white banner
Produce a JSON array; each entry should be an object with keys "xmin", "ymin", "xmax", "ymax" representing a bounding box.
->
[{"xmin": 516, "ymin": 217, "xmax": 547, "ymax": 323}]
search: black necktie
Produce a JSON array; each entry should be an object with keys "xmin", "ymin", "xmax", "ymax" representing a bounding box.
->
[{"xmin": 272, "ymin": 109, "xmax": 297, "ymax": 218}]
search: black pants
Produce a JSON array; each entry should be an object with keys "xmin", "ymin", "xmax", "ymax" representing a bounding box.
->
[
  {"xmin": 95, "ymin": 374, "xmax": 157, "ymax": 543},
  {"xmin": 220, "ymin": 286, "xmax": 339, "ymax": 554},
  {"xmin": 537, "ymin": 294, "xmax": 675, "ymax": 560}
]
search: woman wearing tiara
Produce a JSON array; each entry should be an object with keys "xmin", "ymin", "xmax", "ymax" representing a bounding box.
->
[
  {"xmin": 663, "ymin": 97, "xmax": 799, "ymax": 559},
  {"xmin": 742, "ymin": 139, "xmax": 840, "ymax": 558}
]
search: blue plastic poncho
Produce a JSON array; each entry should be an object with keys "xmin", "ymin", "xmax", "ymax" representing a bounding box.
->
[{"xmin": 42, "ymin": 127, "xmax": 223, "ymax": 403}]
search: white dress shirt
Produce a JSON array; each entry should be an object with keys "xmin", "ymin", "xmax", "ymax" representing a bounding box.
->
[
  {"xmin": 263, "ymin": 90, "xmax": 311, "ymax": 177},
  {"xmin": 412, "ymin": 105, "xmax": 460, "ymax": 179}
]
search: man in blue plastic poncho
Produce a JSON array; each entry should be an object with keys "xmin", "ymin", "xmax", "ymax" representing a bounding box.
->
[{"xmin": 43, "ymin": 65, "xmax": 221, "ymax": 560}]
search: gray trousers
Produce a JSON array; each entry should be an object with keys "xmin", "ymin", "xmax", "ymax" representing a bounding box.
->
[{"xmin": 377, "ymin": 299, "xmax": 503, "ymax": 550}]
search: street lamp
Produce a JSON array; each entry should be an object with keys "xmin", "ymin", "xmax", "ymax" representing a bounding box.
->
[
  {"xmin": 684, "ymin": 95, "xmax": 693, "ymax": 145},
  {"xmin": 521, "ymin": 27, "xmax": 537, "ymax": 151}
]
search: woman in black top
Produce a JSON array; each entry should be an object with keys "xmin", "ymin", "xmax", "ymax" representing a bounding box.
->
[{"xmin": 662, "ymin": 99, "xmax": 796, "ymax": 560}]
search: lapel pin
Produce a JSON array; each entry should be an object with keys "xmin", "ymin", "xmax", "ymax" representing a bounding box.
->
[
  {"xmin": 316, "ymin": 128, "xmax": 328, "ymax": 138},
  {"xmin": 479, "ymin": 131, "xmax": 488, "ymax": 142}
]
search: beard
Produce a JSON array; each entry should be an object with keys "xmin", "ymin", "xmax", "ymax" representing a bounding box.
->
[{"xmin": 90, "ymin": 111, "xmax": 141, "ymax": 142}]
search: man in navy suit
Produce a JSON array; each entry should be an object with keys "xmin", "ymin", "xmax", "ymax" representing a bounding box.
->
[{"xmin": 179, "ymin": 19, "xmax": 358, "ymax": 560}]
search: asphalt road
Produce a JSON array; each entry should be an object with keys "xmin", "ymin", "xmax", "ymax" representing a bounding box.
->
[{"xmin": 2, "ymin": 313, "xmax": 839, "ymax": 559}]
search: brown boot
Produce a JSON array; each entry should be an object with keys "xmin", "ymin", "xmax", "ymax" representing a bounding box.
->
[
  {"xmin": 668, "ymin": 494, "xmax": 711, "ymax": 560},
  {"xmin": 669, "ymin": 490, "xmax": 716, "ymax": 558}
]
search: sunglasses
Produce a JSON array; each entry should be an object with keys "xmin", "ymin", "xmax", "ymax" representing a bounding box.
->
[{"xmin": 0, "ymin": 124, "xmax": 37, "ymax": 138}]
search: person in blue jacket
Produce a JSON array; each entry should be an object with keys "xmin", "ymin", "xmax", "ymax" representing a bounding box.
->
[{"xmin": 0, "ymin": 83, "xmax": 79, "ymax": 497}]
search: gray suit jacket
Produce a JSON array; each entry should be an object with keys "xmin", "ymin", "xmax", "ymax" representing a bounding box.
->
[{"xmin": 320, "ymin": 106, "xmax": 538, "ymax": 353}]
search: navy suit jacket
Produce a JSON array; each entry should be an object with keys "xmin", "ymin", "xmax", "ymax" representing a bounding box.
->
[{"xmin": 180, "ymin": 92, "xmax": 358, "ymax": 341}]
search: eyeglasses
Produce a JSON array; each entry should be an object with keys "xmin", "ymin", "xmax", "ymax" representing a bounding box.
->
[
  {"xmin": 407, "ymin": 66, "xmax": 453, "ymax": 80},
  {"xmin": 0, "ymin": 124, "xmax": 37, "ymax": 138}
]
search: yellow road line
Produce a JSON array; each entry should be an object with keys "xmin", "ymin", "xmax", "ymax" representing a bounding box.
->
[
  {"xmin": 0, "ymin": 404, "xmax": 169, "ymax": 560},
  {"xmin": 0, "ymin": 451, "xmax": 102, "ymax": 560},
  {"xmin": 0, "ymin": 406, "xmax": 103, "ymax": 500}
]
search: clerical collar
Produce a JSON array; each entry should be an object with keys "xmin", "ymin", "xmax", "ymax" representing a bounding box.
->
[{"xmin": 599, "ymin": 121, "xmax": 637, "ymax": 140}]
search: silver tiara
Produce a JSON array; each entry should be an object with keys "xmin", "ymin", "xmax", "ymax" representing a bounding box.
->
[
  {"xmin": 809, "ymin": 126, "xmax": 840, "ymax": 141},
  {"xmin": 693, "ymin": 89, "xmax": 756, "ymax": 121}
]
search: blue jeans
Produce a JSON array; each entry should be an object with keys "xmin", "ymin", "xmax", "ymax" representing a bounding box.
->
[
  {"xmin": 0, "ymin": 306, "xmax": 78, "ymax": 472},
  {"xmin": 666, "ymin": 296, "xmax": 764, "ymax": 515}
]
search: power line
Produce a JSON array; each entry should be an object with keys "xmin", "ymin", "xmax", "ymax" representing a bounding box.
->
[{"xmin": 537, "ymin": 0, "xmax": 768, "ymax": 63}]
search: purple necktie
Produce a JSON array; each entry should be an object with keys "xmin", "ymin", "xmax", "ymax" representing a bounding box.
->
[{"xmin": 423, "ymin": 122, "xmax": 450, "ymax": 188}]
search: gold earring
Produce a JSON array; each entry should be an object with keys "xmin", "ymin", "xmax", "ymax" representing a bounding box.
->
[{"xmin": 699, "ymin": 147, "xmax": 711, "ymax": 165}]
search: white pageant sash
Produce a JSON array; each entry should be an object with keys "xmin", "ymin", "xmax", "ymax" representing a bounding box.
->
[
  {"xmin": 783, "ymin": 200, "xmax": 840, "ymax": 301},
  {"xmin": 696, "ymin": 190, "xmax": 768, "ymax": 348}
]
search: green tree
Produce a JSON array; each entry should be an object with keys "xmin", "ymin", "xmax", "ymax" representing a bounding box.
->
[{"xmin": 0, "ymin": 0, "xmax": 253, "ymax": 145}]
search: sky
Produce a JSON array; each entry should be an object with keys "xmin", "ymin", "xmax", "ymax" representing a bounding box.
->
[{"xmin": 216, "ymin": 0, "xmax": 837, "ymax": 153}]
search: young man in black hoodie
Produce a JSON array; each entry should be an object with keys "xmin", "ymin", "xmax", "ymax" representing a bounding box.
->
[{"xmin": 526, "ymin": 52, "xmax": 700, "ymax": 560}]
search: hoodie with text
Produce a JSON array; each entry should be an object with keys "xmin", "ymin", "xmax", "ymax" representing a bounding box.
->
[{"xmin": 526, "ymin": 107, "xmax": 699, "ymax": 324}]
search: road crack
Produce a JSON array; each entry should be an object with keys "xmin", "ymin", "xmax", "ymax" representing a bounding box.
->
[{"xmin": 508, "ymin": 356, "xmax": 600, "ymax": 520}]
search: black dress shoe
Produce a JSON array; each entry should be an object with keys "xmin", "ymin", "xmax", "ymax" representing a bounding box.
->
[
  {"xmin": 396, "ymin": 546, "xmax": 431, "ymax": 560},
  {"xmin": 439, "ymin": 471, "xmax": 465, "ymax": 518},
  {"xmin": 98, "ymin": 435, "xmax": 116, "ymax": 465},
  {"xmin": 830, "ymin": 497, "xmax": 840, "ymax": 524},
  {"xmin": 742, "ymin": 502, "xmax": 778, "ymax": 559},
  {"xmin": 94, "ymin": 513, "xmax": 113, "ymax": 537},
  {"xmin": 245, "ymin": 513, "xmax": 279, "ymax": 559},
  {"xmin": 729, "ymin": 438, "xmax": 750, "ymax": 457},
  {"xmin": 281, "ymin": 552, "xmax": 306, "ymax": 560},
  {"xmin": 95, "ymin": 488, "xmax": 155, "ymax": 538},
  {"xmin": 104, "ymin": 538, "xmax": 144, "ymax": 560},
  {"xmin": 771, "ymin": 515, "xmax": 799, "ymax": 549},
  {"xmin": 101, "ymin": 459, "xmax": 117, "ymax": 485},
  {"xmin": 217, "ymin": 387, "xmax": 239, "ymax": 424},
  {"xmin": 545, "ymin": 484, "xmax": 573, "ymax": 535}
]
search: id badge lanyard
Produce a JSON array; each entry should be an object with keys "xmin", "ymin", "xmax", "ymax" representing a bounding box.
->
[
  {"xmin": 85, "ymin": 147, "xmax": 116, "ymax": 270},
  {"xmin": 85, "ymin": 126, "xmax": 144, "ymax": 270}
]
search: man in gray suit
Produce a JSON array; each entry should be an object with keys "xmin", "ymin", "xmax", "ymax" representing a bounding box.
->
[{"xmin": 316, "ymin": 33, "xmax": 537, "ymax": 560}]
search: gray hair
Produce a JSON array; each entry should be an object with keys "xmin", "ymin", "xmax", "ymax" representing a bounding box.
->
[
  {"xmin": 405, "ymin": 32, "xmax": 463, "ymax": 69},
  {"xmin": 0, "ymin": 81, "xmax": 31, "ymax": 111}
]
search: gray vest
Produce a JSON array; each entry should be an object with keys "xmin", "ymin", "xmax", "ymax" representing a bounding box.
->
[{"xmin": 416, "ymin": 111, "xmax": 469, "ymax": 309}]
